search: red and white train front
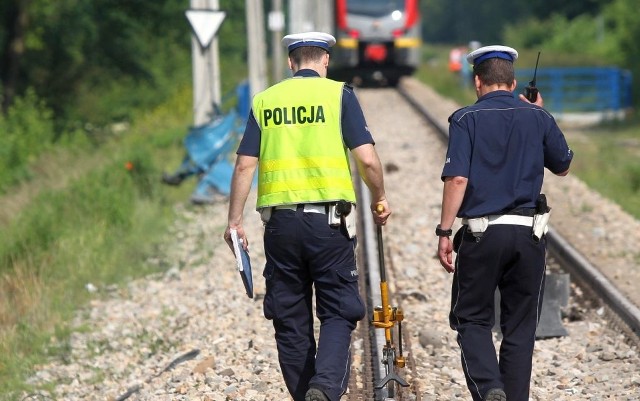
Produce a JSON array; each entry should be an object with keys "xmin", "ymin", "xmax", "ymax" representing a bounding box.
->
[{"xmin": 330, "ymin": 0, "xmax": 422, "ymax": 85}]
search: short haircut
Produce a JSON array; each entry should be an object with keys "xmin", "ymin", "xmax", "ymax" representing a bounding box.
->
[
  {"xmin": 473, "ymin": 58, "xmax": 515, "ymax": 86},
  {"xmin": 289, "ymin": 46, "xmax": 328, "ymax": 67}
]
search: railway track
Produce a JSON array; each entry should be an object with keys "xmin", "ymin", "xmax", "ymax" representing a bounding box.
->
[
  {"xmin": 349, "ymin": 80, "xmax": 640, "ymax": 400},
  {"xmin": 22, "ymin": 79, "xmax": 640, "ymax": 401}
]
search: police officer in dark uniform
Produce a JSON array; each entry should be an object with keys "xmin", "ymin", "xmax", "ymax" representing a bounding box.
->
[
  {"xmin": 223, "ymin": 32, "xmax": 391, "ymax": 401},
  {"xmin": 435, "ymin": 45, "xmax": 573, "ymax": 401}
]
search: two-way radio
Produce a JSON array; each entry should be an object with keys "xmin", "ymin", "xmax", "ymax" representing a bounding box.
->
[{"xmin": 523, "ymin": 51, "xmax": 541, "ymax": 103}]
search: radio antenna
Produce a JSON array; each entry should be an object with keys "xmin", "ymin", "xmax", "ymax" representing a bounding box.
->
[{"xmin": 530, "ymin": 51, "xmax": 541, "ymax": 87}]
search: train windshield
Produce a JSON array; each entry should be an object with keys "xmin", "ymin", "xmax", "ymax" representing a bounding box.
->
[{"xmin": 346, "ymin": 0, "xmax": 405, "ymax": 17}]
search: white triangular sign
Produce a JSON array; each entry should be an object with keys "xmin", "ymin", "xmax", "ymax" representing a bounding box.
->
[{"xmin": 186, "ymin": 9, "xmax": 226, "ymax": 49}]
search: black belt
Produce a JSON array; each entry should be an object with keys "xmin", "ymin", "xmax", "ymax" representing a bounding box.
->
[{"xmin": 502, "ymin": 208, "xmax": 536, "ymax": 217}]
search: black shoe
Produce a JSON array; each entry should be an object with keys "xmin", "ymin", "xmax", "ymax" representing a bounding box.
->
[
  {"xmin": 161, "ymin": 172, "xmax": 187, "ymax": 186},
  {"xmin": 305, "ymin": 387, "xmax": 329, "ymax": 401},
  {"xmin": 484, "ymin": 388, "xmax": 507, "ymax": 401}
]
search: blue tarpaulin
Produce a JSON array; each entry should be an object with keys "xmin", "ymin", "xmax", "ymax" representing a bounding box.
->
[
  {"xmin": 184, "ymin": 111, "xmax": 238, "ymax": 171},
  {"xmin": 163, "ymin": 80, "xmax": 253, "ymax": 204}
]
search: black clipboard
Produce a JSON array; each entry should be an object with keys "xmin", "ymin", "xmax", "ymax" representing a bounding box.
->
[{"xmin": 230, "ymin": 229, "xmax": 253, "ymax": 298}]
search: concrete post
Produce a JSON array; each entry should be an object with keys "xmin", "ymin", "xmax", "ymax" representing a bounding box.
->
[
  {"xmin": 190, "ymin": 0, "xmax": 221, "ymax": 126},
  {"xmin": 246, "ymin": 0, "xmax": 268, "ymax": 97}
]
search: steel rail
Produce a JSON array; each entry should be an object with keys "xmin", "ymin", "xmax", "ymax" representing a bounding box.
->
[{"xmin": 546, "ymin": 227, "xmax": 640, "ymax": 338}]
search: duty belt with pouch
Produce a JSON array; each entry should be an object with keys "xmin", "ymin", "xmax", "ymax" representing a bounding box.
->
[
  {"xmin": 329, "ymin": 200, "xmax": 357, "ymax": 239},
  {"xmin": 462, "ymin": 196, "xmax": 551, "ymax": 242},
  {"xmin": 463, "ymin": 214, "xmax": 535, "ymax": 241},
  {"xmin": 260, "ymin": 201, "xmax": 357, "ymax": 238}
]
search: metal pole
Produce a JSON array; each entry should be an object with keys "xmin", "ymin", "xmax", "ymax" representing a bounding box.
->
[
  {"xmin": 246, "ymin": 0, "xmax": 268, "ymax": 97},
  {"xmin": 270, "ymin": 0, "xmax": 284, "ymax": 83},
  {"xmin": 288, "ymin": 0, "xmax": 300, "ymax": 35},
  {"xmin": 288, "ymin": 0, "xmax": 313, "ymax": 34},
  {"xmin": 314, "ymin": 0, "xmax": 333, "ymax": 35},
  {"xmin": 190, "ymin": 0, "xmax": 221, "ymax": 126}
]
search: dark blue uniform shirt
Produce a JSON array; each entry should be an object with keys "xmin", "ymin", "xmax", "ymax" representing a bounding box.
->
[
  {"xmin": 442, "ymin": 90, "xmax": 573, "ymax": 218},
  {"xmin": 236, "ymin": 69, "xmax": 374, "ymax": 156}
]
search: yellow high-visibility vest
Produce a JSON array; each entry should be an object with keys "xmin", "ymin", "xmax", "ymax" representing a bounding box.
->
[{"xmin": 253, "ymin": 77, "xmax": 356, "ymax": 208}]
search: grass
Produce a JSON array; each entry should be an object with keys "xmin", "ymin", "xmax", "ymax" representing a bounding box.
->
[
  {"xmin": 566, "ymin": 120, "xmax": 640, "ymax": 217},
  {"xmin": 415, "ymin": 44, "xmax": 640, "ymax": 219},
  {"xmin": 0, "ymin": 86, "xmax": 195, "ymax": 397},
  {"xmin": 0, "ymin": 46, "xmax": 248, "ymax": 394}
]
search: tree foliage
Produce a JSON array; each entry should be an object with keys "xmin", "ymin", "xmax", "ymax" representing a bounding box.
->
[
  {"xmin": 0, "ymin": 0, "xmax": 248, "ymax": 128},
  {"xmin": 2, "ymin": 0, "xmax": 640, "ymax": 133},
  {"xmin": 420, "ymin": 0, "xmax": 617, "ymax": 45},
  {"xmin": 421, "ymin": 0, "xmax": 640, "ymax": 103},
  {"xmin": 18, "ymin": 0, "xmax": 191, "ymax": 121},
  {"xmin": 0, "ymin": 0, "xmax": 249, "ymax": 193},
  {"xmin": 0, "ymin": 89, "xmax": 54, "ymax": 191}
]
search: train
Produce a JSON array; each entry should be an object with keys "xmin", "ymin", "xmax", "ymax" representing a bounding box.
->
[{"xmin": 329, "ymin": 0, "xmax": 422, "ymax": 86}]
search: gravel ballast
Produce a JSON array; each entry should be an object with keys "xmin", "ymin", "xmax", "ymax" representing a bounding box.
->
[{"xmin": 23, "ymin": 78, "xmax": 640, "ymax": 401}]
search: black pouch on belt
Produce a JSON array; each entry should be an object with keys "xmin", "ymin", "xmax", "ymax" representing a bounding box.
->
[
  {"xmin": 336, "ymin": 200, "xmax": 352, "ymax": 216},
  {"xmin": 328, "ymin": 200, "xmax": 351, "ymax": 226},
  {"xmin": 536, "ymin": 194, "xmax": 550, "ymax": 214},
  {"xmin": 533, "ymin": 194, "xmax": 552, "ymax": 242}
]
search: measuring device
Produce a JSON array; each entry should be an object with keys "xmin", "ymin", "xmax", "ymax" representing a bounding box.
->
[{"xmin": 372, "ymin": 204, "xmax": 409, "ymax": 396}]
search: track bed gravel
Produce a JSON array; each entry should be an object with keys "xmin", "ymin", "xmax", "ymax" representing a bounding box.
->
[{"xmin": 23, "ymin": 78, "xmax": 640, "ymax": 401}]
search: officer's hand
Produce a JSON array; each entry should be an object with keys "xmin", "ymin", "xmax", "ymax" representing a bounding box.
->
[
  {"xmin": 518, "ymin": 92, "xmax": 544, "ymax": 108},
  {"xmin": 223, "ymin": 225, "xmax": 249, "ymax": 254},
  {"xmin": 437, "ymin": 236, "xmax": 455, "ymax": 273},
  {"xmin": 372, "ymin": 200, "xmax": 391, "ymax": 226}
]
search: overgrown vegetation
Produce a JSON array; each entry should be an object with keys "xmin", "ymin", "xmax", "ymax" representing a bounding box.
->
[
  {"xmin": 567, "ymin": 120, "xmax": 640, "ymax": 217},
  {"xmin": 0, "ymin": 1, "xmax": 248, "ymax": 396},
  {"xmin": 0, "ymin": 90, "xmax": 59, "ymax": 192},
  {"xmin": 0, "ymin": 86, "xmax": 193, "ymax": 396}
]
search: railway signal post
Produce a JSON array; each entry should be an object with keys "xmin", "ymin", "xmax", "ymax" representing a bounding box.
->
[{"xmin": 186, "ymin": 0, "xmax": 225, "ymax": 126}]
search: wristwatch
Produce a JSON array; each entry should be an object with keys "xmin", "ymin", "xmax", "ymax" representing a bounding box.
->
[{"xmin": 435, "ymin": 224, "xmax": 453, "ymax": 237}]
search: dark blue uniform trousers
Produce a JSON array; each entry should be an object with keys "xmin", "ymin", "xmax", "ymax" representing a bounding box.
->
[
  {"xmin": 263, "ymin": 207, "xmax": 365, "ymax": 401},
  {"xmin": 450, "ymin": 224, "xmax": 546, "ymax": 401}
]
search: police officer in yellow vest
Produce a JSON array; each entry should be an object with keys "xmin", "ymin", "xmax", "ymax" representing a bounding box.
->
[{"xmin": 223, "ymin": 32, "xmax": 391, "ymax": 401}]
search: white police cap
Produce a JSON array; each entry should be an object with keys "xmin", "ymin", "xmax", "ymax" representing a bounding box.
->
[
  {"xmin": 282, "ymin": 32, "xmax": 336, "ymax": 53},
  {"xmin": 466, "ymin": 45, "xmax": 518, "ymax": 66}
]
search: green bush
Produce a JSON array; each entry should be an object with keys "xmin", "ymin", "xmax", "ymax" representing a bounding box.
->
[
  {"xmin": 504, "ymin": 14, "xmax": 623, "ymax": 66},
  {"xmin": 0, "ymin": 89, "xmax": 55, "ymax": 192}
]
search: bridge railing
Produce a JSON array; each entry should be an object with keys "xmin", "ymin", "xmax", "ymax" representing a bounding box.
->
[{"xmin": 515, "ymin": 67, "xmax": 633, "ymax": 118}]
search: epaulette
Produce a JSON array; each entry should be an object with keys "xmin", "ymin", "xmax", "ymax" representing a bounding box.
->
[{"xmin": 448, "ymin": 106, "xmax": 466, "ymax": 123}]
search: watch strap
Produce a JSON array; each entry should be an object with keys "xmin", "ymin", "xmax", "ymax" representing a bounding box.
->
[{"xmin": 435, "ymin": 224, "xmax": 453, "ymax": 237}]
